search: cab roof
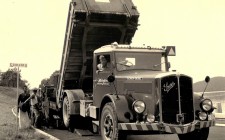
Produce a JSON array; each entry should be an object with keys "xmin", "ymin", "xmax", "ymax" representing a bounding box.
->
[{"xmin": 94, "ymin": 42, "xmax": 166, "ymax": 54}]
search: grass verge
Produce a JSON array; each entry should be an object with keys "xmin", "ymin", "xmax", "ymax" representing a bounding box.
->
[{"xmin": 0, "ymin": 86, "xmax": 49, "ymax": 140}]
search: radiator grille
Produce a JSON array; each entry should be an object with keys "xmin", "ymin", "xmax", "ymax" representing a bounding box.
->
[{"xmin": 161, "ymin": 75, "xmax": 194, "ymax": 124}]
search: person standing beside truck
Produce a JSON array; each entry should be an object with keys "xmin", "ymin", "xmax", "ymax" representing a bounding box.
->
[
  {"xmin": 41, "ymin": 90, "xmax": 50, "ymax": 128},
  {"xmin": 18, "ymin": 85, "xmax": 31, "ymax": 129},
  {"xmin": 30, "ymin": 88, "xmax": 41, "ymax": 128},
  {"xmin": 18, "ymin": 85, "xmax": 30, "ymax": 117}
]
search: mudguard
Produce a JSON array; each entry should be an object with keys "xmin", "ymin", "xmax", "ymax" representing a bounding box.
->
[
  {"xmin": 193, "ymin": 92, "xmax": 203, "ymax": 111},
  {"xmin": 101, "ymin": 94, "xmax": 133, "ymax": 123},
  {"xmin": 63, "ymin": 89, "xmax": 85, "ymax": 115}
]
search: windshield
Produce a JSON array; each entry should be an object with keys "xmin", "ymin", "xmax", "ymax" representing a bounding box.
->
[{"xmin": 115, "ymin": 52, "xmax": 166, "ymax": 71}]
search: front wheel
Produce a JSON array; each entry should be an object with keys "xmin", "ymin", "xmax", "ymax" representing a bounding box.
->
[
  {"xmin": 178, "ymin": 127, "xmax": 209, "ymax": 140},
  {"xmin": 100, "ymin": 103, "xmax": 127, "ymax": 140}
]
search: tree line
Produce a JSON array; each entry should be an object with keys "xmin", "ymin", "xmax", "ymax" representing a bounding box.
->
[
  {"xmin": 39, "ymin": 70, "xmax": 59, "ymax": 90},
  {"xmin": 0, "ymin": 69, "xmax": 60, "ymax": 90},
  {"xmin": 0, "ymin": 69, "xmax": 28, "ymax": 88}
]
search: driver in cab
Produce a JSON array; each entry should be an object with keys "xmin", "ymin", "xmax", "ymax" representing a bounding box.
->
[{"xmin": 97, "ymin": 55, "xmax": 111, "ymax": 73}]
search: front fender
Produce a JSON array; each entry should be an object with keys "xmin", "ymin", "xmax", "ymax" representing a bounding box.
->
[
  {"xmin": 101, "ymin": 94, "xmax": 134, "ymax": 123},
  {"xmin": 193, "ymin": 92, "xmax": 202, "ymax": 112},
  {"xmin": 63, "ymin": 89, "xmax": 85, "ymax": 115},
  {"xmin": 193, "ymin": 92, "xmax": 216, "ymax": 114}
]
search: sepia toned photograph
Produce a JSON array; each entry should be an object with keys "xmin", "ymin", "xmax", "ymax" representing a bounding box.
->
[{"xmin": 0, "ymin": 0, "xmax": 225, "ymax": 140}]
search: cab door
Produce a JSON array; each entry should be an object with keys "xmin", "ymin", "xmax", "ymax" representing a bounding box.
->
[{"xmin": 93, "ymin": 54, "xmax": 114, "ymax": 107}]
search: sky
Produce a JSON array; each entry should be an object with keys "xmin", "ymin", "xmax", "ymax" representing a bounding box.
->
[{"xmin": 0, "ymin": 0, "xmax": 225, "ymax": 88}]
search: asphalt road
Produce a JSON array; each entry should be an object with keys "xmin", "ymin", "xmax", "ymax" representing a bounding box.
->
[
  {"xmin": 129, "ymin": 126, "xmax": 225, "ymax": 140},
  {"xmin": 44, "ymin": 124, "xmax": 225, "ymax": 140}
]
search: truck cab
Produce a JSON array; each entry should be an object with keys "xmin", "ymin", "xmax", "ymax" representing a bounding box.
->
[
  {"xmin": 89, "ymin": 43, "xmax": 215, "ymax": 140},
  {"xmin": 93, "ymin": 43, "xmax": 172, "ymax": 108}
]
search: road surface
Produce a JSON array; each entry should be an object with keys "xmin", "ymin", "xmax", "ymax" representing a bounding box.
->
[
  {"xmin": 44, "ymin": 124, "xmax": 225, "ymax": 140},
  {"xmin": 12, "ymin": 104, "xmax": 225, "ymax": 140}
]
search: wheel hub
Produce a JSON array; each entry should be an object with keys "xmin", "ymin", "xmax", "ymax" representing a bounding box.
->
[{"xmin": 104, "ymin": 114, "xmax": 113, "ymax": 138}]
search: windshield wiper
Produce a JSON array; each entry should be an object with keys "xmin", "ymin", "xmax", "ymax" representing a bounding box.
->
[
  {"xmin": 116, "ymin": 60, "xmax": 134, "ymax": 67},
  {"xmin": 153, "ymin": 62, "xmax": 166, "ymax": 68},
  {"xmin": 120, "ymin": 68, "xmax": 160, "ymax": 71},
  {"xmin": 116, "ymin": 62, "xmax": 131, "ymax": 67}
]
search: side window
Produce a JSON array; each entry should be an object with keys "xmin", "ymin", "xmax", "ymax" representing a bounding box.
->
[{"xmin": 97, "ymin": 54, "xmax": 111, "ymax": 71}]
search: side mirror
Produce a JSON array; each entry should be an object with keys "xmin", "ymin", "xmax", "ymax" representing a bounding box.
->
[
  {"xmin": 202, "ymin": 76, "xmax": 210, "ymax": 98},
  {"xmin": 205, "ymin": 76, "xmax": 210, "ymax": 83},
  {"xmin": 107, "ymin": 75, "xmax": 115, "ymax": 83}
]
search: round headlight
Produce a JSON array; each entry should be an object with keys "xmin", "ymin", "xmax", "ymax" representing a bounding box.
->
[
  {"xmin": 201, "ymin": 99, "xmax": 212, "ymax": 112},
  {"xmin": 146, "ymin": 114, "xmax": 155, "ymax": 123},
  {"xmin": 132, "ymin": 100, "xmax": 146, "ymax": 114},
  {"xmin": 198, "ymin": 112, "xmax": 207, "ymax": 120}
]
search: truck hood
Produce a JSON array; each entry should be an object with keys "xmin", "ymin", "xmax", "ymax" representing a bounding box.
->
[{"xmin": 115, "ymin": 70, "xmax": 192, "ymax": 116}]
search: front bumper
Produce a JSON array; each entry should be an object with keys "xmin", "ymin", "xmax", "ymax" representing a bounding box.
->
[{"xmin": 118, "ymin": 120, "xmax": 215, "ymax": 134}]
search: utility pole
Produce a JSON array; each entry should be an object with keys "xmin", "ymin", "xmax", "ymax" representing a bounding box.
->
[{"xmin": 9, "ymin": 63, "xmax": 27, "ymax": 135}]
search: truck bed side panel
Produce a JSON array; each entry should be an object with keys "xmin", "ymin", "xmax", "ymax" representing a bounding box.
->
[{"xmin": 57, "ymin": 0, "xmax": 139, "ymax": 95}]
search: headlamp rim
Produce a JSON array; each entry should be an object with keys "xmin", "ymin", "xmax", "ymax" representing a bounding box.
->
[
  {"xmin": 200, "ymin": 98, "xmax": 213, "ymax": 112},
  {"xmin": 198, "ymin": 111, "xmax": 208, "ymax": 121},
  {"xmin": 132, "ymin": 100, "xmax": 146, "ymax": 114}
]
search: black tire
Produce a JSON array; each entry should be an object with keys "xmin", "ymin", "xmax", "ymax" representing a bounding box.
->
[
  {"xmin": 48, "ymin": 109, "xmax": 54, "ymax": 127},
  {"xmin": 178, "ymin": 127, "xmax": 209, "ymax": 140},
  {"xmin": 100, "ymin": 103, "xmax": 127, "ymax": 140},
  {"xmin": 63, "ymin": 96, "xmax": 74, "ymax": 132}
]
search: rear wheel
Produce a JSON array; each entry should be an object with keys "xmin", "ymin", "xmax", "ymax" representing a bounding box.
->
[
  {"xmin": 63, "ymin": 96, "xmax": 75, "ymax": 132},
  {"xmin": 100, "ymin": 103, "xmax": 127, "ymax": 140},
  {"xmin": 178, "ymin": 127, "xmax": 209, "ymax": 140}
]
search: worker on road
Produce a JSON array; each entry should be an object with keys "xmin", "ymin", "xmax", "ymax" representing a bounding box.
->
[
  {"xmin": 97, "ymin": 55, "xmax": 111, "ymax": 72},
  {"xmin": 41, "ymin": 90, "xmax": 50, "ymax": 129},
  {"xmin": 18, "ymin": 85, "xmax": 30, "ymax": 118},
  {"xmin": 30, "ymin": 88, "xmax": 41, "ymax": 128}
]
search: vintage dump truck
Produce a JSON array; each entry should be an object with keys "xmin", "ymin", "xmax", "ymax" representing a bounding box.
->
[{"xmin": 44, "ymin": 0, "xmax": 215, "ymax": 140}]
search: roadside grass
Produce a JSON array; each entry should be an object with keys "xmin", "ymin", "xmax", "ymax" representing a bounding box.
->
[
  {"xmin": 0, "ymin": 86, "xmax": 22, "ymax": 98},
  {"xmin": 1, "ymin": 124, "xmax": 48, "ymax": 140},
  {"xmin": 0, "ymin": 86, "xmax": 49, "ymax": 140}
]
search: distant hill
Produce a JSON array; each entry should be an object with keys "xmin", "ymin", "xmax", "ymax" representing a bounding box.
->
[{"xmin": 194, "ymin": 76, "xmax": 225, "ymax": 92}]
